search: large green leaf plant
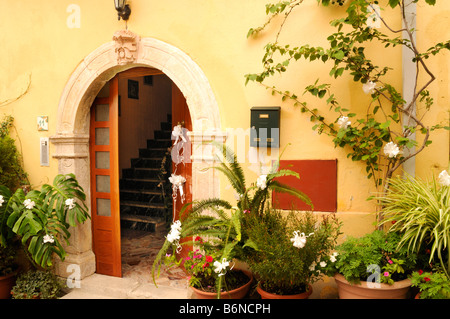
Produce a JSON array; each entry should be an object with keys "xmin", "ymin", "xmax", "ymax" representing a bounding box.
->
[{"xmin": 0, "ymin": 174, "xmax": 90, "ymax": 268}]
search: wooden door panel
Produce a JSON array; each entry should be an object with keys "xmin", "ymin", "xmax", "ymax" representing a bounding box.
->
[{"xmin": 90, "ymin": 76, "xmax": 122, "ymax": 277}]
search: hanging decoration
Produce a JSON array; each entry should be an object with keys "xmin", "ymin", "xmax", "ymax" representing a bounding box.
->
[
  {"xmin": 169, "ymin": 123, "xmax": 189, "ymax": 214},
  {"xmin": 172, "ymin": 124, "xmax": 187, "ymax": 146},
  {"xmin": 169, "ymin": 173, "xmax": 186, "ymax": 203}
]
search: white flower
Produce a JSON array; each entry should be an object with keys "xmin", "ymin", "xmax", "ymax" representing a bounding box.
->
[
  {"xmin": 366, "ymin": 4, "xmax": 381, "ymax": 29},
  {"xmin": 167, "ymin": 220, "xmax": 182, "ymax": 243},
  {"xmin": 256, "ymin": 174, "xmax": 267, "ymax": 190},
  {"xmin": 330, "ymin": 252, "xmax": 339, "ymax": 263},
  {"xmin": 320, "ymin": 261, "xmax": 327, "ymax": 268},
  {"xmin": 438, "ymin": 170, "xmax": 450, "ymax": 187},
  {"xmin": 0, "ymin": 195, "xmax": 4, "ymax": 207},
  {"xmin": 383, "ymin": 142, "xmax": 400, "ymax": 158},
  {"xmin": 43, "ymin": 234, "xmax": 54, "ymax": 244},
  {"xmin": 166, "ymin": 230, "xmax": 180, "ymax": 243},
  {"xmin": 363, "ymin": 81, "xmax": 377, "ymax": 94},
  {"xmin": 213, "ymin": 258, "xmax": 232, "ymax": 277},
  {"xmin": 24, "ymin": 199, "xmax": 35, "ymax": 210},
  {"xmin": 65, "ymin": 198, "xmax": 76, "ymax": 210},
  {"xmin": 290, "ymin": 231, "xmax": 314, "ymax": 249},
  {"xmin": 171, "ymin": 220, "xmax": 182, "ymax": 232},
  {"xmin": 337, "ymin": 116, "xmax": 351, "ymax": 129}
]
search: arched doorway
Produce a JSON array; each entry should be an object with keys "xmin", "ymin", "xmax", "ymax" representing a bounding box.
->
[{"xmin": 50, "ymin": 31, "xmax": 226, "ymax": 279}]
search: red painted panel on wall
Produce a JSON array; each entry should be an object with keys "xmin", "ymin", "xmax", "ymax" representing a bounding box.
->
[{"xmin": 272, "ymin": 160, "xmax": 337, "ymax": 212}]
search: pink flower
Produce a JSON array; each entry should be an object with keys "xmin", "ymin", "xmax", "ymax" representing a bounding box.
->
[
  {"xmin": 388, "ymin": 260, "xmax": 393, "ymax": 264},
  {"xmin": 383, "ymin": 272, "xmax": 389, "ymax": 277}
]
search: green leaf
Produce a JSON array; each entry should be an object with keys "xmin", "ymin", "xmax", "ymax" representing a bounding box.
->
[
  {"xmin": 388, "ymin": 0, "xmax": 400, "ymax": 9},
  {"xmin": 380, "ymin": 121, "xmax": 391, "ymax": 129},
  {"xmin": 333, "ymin": 50, "xmax": 345, "ymax": 60}
]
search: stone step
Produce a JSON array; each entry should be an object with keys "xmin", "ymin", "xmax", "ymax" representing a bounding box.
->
[
  {"xmin": 120, "ymin": 214, "xmax": 165, "ymax": 228},
  {"xmin": 139, "ymin": 148, "xmax": 170, "ymax": 158},
  {"xmin": 130, "ymin": 157, "xmax": 164, "ymax": 168},
  {"xmin": 122, "ymin": 167, "xmax": 161, "ymax": 179},
  {"xmin": 61, "ymin": 273, "xmax": 189, "ymax": 299},
  {"xmin": 120, "ymin": 189, "xmax": 165, "ymax": 202},
  {"xmin": 120, "ymin": 178, "xmax": 162, "ymax": 191}
]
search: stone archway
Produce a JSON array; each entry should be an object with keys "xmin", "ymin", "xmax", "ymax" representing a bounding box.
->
[{"xmin": 50, "ymin": 30, "xmax": 226, "ymax": 279}]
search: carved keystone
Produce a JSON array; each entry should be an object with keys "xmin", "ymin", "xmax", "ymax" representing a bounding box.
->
[{"xmin": 113, "ymin": 30, "xmax": 140, "ymax": 65}]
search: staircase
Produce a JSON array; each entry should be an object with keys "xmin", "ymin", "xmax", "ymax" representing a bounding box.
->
[{"xmin": 120, "ymin": 114, "xmax": 173, "ymax": 232}]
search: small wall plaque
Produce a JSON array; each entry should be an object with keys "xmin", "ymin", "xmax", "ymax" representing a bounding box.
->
[{"xmin": 37, "ymin": 116, "xmax": 48, "ymax": 131}]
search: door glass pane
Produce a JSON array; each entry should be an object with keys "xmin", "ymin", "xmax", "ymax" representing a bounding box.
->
[
  {"xmin": 97, "ymin": 198, "xmax": 111, "ymax": 217},
  {"xmin": 96, "ymin": 175, "xmax": 110, "ymax": 193},
  {"xmin": 95, "ymin": 152, "xmax": 110, "ymax": 169},
  {"xmin": 95, "ymin": 104, "xmax": 109, "ymax": 122},
  {"xmin": 95, "ymin": 128, "xmax": 110, "ymax": 145}
]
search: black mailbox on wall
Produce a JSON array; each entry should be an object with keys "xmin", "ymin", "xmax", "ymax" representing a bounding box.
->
[{"xmin": 250, "ymin": 107, "xmax": 280, "ymax": 148}]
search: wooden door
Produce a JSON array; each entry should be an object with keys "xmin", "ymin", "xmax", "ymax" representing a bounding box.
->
[
  {"xmin": 171, "ymin": 84, "xmax": 192, "ymax": 261},
  {"xmin": 90, "ymin": 76, "xmax": 122, "ymax": 277}
]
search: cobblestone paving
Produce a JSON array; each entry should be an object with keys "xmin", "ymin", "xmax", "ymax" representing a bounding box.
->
[{"xmin": 120, "ymin": 227, "xmax": 188, "ymax": 289}]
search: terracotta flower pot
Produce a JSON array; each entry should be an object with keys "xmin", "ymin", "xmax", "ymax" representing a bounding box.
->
[
  {"xmin": 256, "ymin": 282, "xmax": 313, "ymax": 299},
  {"xmin": 191, "ymin": 271, "xmax": 253, "ymax": 299},
  {"xmin": 334, "ymin": 273, "xmax": 412, "ymax": 299},
  {"xmin": 0, "ymin": 272, "xmax": 17, "ymax": 299}
]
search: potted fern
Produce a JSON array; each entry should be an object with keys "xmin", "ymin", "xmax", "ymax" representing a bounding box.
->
[{"xmin": 152, "ymin": 144, "xmax": 312, "ymax": 298}]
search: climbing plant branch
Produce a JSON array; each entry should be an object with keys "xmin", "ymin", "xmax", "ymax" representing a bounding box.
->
[
  {"xmin": 0, "ymin": 73, "xmax": 32, "ymax": 108},
  {"xmin": 245, "ymin": 0, "xmax": 450, "ymax": 222}
]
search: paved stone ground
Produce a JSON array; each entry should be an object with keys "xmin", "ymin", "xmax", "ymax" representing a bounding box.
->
[
  {"xmin": 121, "ymin": 227, "xmax": 188, "ymax": 288},
  {"xmin": 62, "ymin": 227, "xmax": 191, "ymax": 299}
]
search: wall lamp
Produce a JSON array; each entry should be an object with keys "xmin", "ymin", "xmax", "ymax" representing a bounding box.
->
[{"xmin": 114, "ymin": 0, "xmax": 131, "ymax": 21}]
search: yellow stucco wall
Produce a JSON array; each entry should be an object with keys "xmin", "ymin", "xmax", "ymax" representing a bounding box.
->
[{"xmin": 0, "ymin": 0, "xmax": 448, "ymax": 239}]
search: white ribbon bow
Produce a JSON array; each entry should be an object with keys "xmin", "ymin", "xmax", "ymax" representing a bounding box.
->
[
  {"xmin": 172, "ymin": 124, "xmax": 187, "ymax": 145},
  {"xmin": 169, "ymin": 174, "xmax": 186, "ymax": 202}
]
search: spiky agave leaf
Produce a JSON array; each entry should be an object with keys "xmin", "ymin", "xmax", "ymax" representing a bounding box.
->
[
  {"xmin": 204, "ymin": 142, "xmax": 246, "ymax": 196},
  {"xmin": 180, "ymin": 198, "xmax": 233, "ymax": 221},
  {"xmin": 269, "ymin": 180, "xmax": 313, "ymax": 210},
  {"xmin": 378, "ymin": 174, "xmax": 450, "ymax": 277}
]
